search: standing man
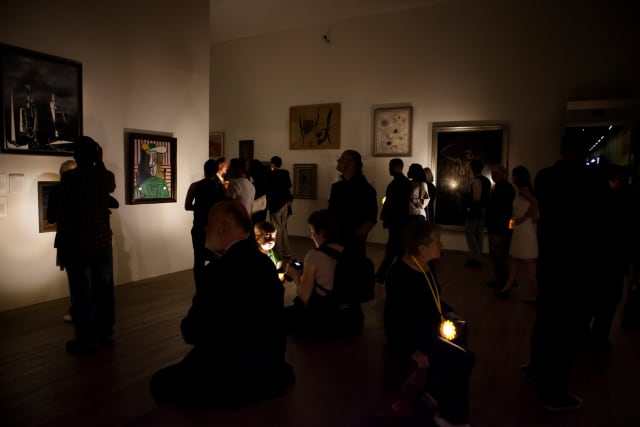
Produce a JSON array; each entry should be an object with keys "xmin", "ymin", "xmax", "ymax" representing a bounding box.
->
[
  {"xmin": 463, "ymin": 159, "xmax": 491, "ymax": 267},
  {"xmin": 375, "ymin": 158, "xmax": 412, "ymax": 283},
  {"xmin": 267, "ymin": 156, "xmax": 293, "ymax": 259},
  {"xmin": 522, "ymin": 133, "xmax": 607, "ymax": 412},
  {"xmin": 56, "ymin": 136, "xmax": 116, "ymax": 355},
  {"xmin": 485, "ymin": 164, "xmax": 515, "ymax": 289},
  {"xmin": 328, "ymin": 150, "xmax": 378, "ymax": 256},
  {"xmin": 150, "ymin": 201, "xmax": 294, "ymax": 407},
  {"xmin": 184, "ymin": 159, "xmax": 226, "ymax": 288}
]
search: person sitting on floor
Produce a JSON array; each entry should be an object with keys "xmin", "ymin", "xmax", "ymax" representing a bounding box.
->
[
  {"xmin": 284, "ymin": 209, "xmax": 364, "ymax": 338},
  {"xmin": 254, "ymin": 220, "xmax": 285, "ymax": 282},
  {"xmin": 150, "ymin": 201, "xmax": 294, "ymax": 408},
  {"xmin": 384, "ymin": 221, "xmax": 475, "ymax": 427}
]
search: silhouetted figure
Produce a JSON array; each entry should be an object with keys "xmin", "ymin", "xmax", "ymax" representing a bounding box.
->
[
  {"xmin": 184, "ymin": 159, "xmax": 225, "ymax": 288},
  {"xmin": 150, "ymin": 201, "xmax": 294, "ymax": 407},
  {"xmin": 267, "ymin": 156, "xmax": 293, "ymax": 259},
  {"xmin": 56, "ymin": 136, "xmax": 116, "ymax": 355},
  {"xmin": 463, "ymin": 160, "xmax": 491, "ymax": 267},
  {"xmin": 328, "ymin": 150, "xmax": 378, "ymax": 256},
  {"xmin": 485, "ymin": 165, "xmax": 514, "ymax": 290}
]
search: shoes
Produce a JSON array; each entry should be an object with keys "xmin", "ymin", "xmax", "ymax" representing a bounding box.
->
[
  {"xmin": 541, "ymin": 394, "xmax": 583, "ymax": 413},
  {"xmin": 496, "ymin": 288, "xmax": 511, "ymax": 299},
  {"xmin": 65, "ymin": 340, "xmax": 99, "ymax": 356},
  {"xmin": 464, "ymin": 259, "xmax": 482, "ymax": 268},
  {"xmin": 520, "ymin": 364, "xmax": 542, "ymax": 387},
  {"xmin": 63, "ymin": 314, "xmax": 72, "ymax": 323},
  {"xmin": 375, "ymin": 275, "xmax": 385, "ymax": 285},
  {"xmin": 434, "ymin": 412, "xmax": 471, "ymax": 427}
]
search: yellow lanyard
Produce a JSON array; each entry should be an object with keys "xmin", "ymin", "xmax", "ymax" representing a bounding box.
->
[{"xmin": 410, "ymin": 255, "xmax": 444, "ymax": 322}]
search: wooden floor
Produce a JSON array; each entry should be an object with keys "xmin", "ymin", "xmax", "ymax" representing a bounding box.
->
[{"xmin": 1, "ymin": 236, "xmax": 638, "ymax": 427}]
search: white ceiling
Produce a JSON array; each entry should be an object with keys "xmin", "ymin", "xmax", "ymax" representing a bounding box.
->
[{"xmin": 210, "ymin": 0, "xmax": 448, "ymax": 43}]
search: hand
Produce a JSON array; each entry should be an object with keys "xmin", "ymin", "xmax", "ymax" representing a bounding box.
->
[
  {"xmin": 285, "ymin": 264, "xmax": 301, "ymax": 282},
  {"xmin": 411, "ymin": 351, "xmax": 429, "ymax": 369}
]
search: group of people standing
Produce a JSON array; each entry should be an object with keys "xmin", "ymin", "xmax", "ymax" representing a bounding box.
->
[
  {"xmin": 375, "ymin": 158, "xmax": 438, "ymax": 284},
  {"xmin": 184, "ymin": 155, "xmax": 294, "ymax": 287},
  {"xmin": 476, "ymin": 133, "xmax": 635, "ymax": 413}
]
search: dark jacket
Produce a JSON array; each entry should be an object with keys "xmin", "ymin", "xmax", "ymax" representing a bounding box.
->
[
  {"xmin": 328, "ymin": 174, "xmax": 378, "ymax": 245},
  {"xmin": 485, "ymin": 179, "xmax": 515, "ymax": 235},
  {"xmin": 380, "ymin": 173, "xmax": 412, "ymax": 230}
]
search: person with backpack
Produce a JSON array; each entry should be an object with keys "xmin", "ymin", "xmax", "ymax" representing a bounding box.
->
[{"xmin": 284, "ymin": 209, "xmax": 372, "ymax": 337}]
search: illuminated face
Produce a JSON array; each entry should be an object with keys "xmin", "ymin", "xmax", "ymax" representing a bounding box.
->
[
  {"xmin": 256, "ymin": 232, "xmax": 276, "ymax": 252},
  {"xmin": 309, "ymin": 225, "xmax": 323, "ymax": 247},
  {"xmin": 219, "ymin": 161, "xmax": 229, "ymax": 174}
]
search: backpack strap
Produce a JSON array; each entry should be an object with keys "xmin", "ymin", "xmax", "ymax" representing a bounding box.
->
[{"xmin": 314, "ymin": 245, "xmax": 343, "ymax": 295}]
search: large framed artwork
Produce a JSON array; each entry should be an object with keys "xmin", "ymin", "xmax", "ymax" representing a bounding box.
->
[
  {"xmin": 290, "ymin": 103, "xmax": 340, "ymax": 149},
  {"xmin": 373, "ymin": 106, "xmax": 412, "ymax": 157},
  {"xmin": 127, "ymin": 132, "xmax": 177, "ymax": 204},
  {"xmin": 293, "ymin": 164, "xmax": 318, "ymax": 199},
  {"xmin": 432, "ymin": 122, "xmax": 508, "ymax": 229},
  {"xmin": 1, "ymin": 43, "xmax": 82, "ymax": 155},
  {"xmin": 37, "ymin": 181, "xmax": 58, "ymax": 232}
]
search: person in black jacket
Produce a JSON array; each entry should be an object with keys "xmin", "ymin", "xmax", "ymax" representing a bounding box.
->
[
  {"xmin": 463, "ymin": 160, "xmax": 491, "ymax": 267},
  {"xmin": 376, "ymin": 158, "xmax": 412, "ymax": 283},
  {"xmin": 184, "ymin": 159, "xmax": 226, "ymax": 288},
  {"xmin": 150, "ymin": 201, "xmax": 294, "ymax": 407},
  {"xmin": 485, "ymin": 165, "xmax": 515, "ymax": 289},
  {"xmin": 267, "ymin": 156, "xmax": 293, "ymax": 258}
]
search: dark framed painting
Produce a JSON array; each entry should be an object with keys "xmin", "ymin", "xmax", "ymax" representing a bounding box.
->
[
  {"xmin": 289, "ymin": 103, "xmax": 340, "ymax": 149},
  {"xmin": 127, "ymin": 132, "xmax": 177, "ymax": 204},
  {"xmin": 239, "ymin": 139, "xmax": 254, "ymax": 167},
  {"xmin": 373, "ymin": 106, "xmax": 412, "ymax": 157},
  {"xmin": 293, "ymin": 163, "xmax": 318, "ymax": 199},
  {"xmin": 209, "ymin": 131, "xmax": 224, "ymax": 158},
  {"xmin": 432, "ymin": 122, "xmax": 508, "ymax": 229},
  {"xmin": 37, "ymin": 181, "xmax": 58, "ymax": 232},
  {"xmin": 1, "ymin": 43, "xmax": 82, "ymax": 155}
]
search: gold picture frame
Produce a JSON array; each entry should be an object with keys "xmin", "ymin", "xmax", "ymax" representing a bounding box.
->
[{"xmin": 289, "ymin": 103, "xmax": 340, "ymax": 150}]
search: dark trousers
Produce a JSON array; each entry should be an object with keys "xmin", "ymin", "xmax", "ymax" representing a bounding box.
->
[
  {"xmin": 65, "ymin": 246, "xmax": 115, "ymax": 345},
  {"xmin": 376, "ymin": 227, "xmax": 405, "ymax": 280},
  {"xmin": 429, "ymin": 339, "xmax": 476, "ymax": 425},
  {"xmin": 529, "ymin": 267, "xmax": 592, "ymax": 401},
  {"xmin": 488, "ymin": 233, "xmax": 511, "ymax": 285},
  {"xmin": 590, "ymin": 271, "xmax": 625, "ymax": 344}
]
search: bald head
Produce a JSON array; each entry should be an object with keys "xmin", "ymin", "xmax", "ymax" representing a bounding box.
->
[{"xmin": 204, "ymin": 200, "xmax": 251, "ymax": 254}]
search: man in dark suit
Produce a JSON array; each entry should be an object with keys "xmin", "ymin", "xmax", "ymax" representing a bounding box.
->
[
  {"xmin": 150, "ymin": 201, "xmax": 294, "ymax": 407},
  {"xmin": 485, "ymin": 164, "xmax": 515, "ymax": 289}
]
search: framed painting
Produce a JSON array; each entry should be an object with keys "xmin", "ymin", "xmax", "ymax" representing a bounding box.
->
[
  {"xmin": 37, "ymin": 181, "xmax": 58, "ymax": 232},
  {"xmin": 293, "ymin": 163, "xmax": 318, "ymax": 199},
  {"xmin": 373, "ymin": 106, "xmax": 412, "ymax": 157},
  {"xmin": 290, "ymin": 103, "xmax": 340, "ymax": 149},
  {"xmin": 239, "ymin": 139, "xmax": 254, "ymax": 168},
  {"xmin": 209, "ymin": 131, "xmax": 224, "ymax": 158},
  {"xmin": 432, "ymin": 122, "xmax": 508, "ymax": 229},
  {"xmin": 127, "ymin": 132, "xmax": 177, "ymax": 204},
  {"xmin": 1, "ymin": 43, "xmax": 82, "ymax": 155}
]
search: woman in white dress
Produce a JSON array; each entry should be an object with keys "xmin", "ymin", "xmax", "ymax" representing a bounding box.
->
[{"xmin": 497, "ymin": 166, "xmax": 539, "ymax": 299}]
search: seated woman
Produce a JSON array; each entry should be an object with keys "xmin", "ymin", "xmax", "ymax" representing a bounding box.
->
[
  {"xmin": 384, "ymin": 221, "xmax": 475, "ymax": 427},
  {"xmin": 285, "ymin": 209, "xmax": 363, "ymax": 337}
]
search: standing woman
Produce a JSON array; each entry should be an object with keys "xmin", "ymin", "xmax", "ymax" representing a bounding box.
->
[
  {"xmin": 497, "ymin": 166, "xmax": 539, "ymax": 299},
  {"xmin": 424, "ymin": 167, "xmax": 437, "ymax": 223},
  {"xmin": 407, "ymin": 163, "xmax": 429, "ymax": 222}
]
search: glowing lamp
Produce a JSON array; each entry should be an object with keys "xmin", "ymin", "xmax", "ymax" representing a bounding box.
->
[
  {"xmin": 440, "ymin": 319, "xmax": 457, "ymax": 341},
  {"xmin": 381, "ymin": 196, "xmax": 386, "ymax": 205}
]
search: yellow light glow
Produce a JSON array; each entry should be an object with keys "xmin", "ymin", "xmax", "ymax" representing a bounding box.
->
[
  {"xmin": 440, "ymin": 319, "xmax": 457, "ymax": 341},
  {"xmin": 448, "ymin": 180, "xmax": 458, "ymax": 189},
  {"xmin": 381, "ymin": 196, "xmax": 386, "ymax": 205}
]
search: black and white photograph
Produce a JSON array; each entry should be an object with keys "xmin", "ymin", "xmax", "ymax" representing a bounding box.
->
[{"xmin": 1, "ymin": 43, "xmax": 82, "ymax": 155}]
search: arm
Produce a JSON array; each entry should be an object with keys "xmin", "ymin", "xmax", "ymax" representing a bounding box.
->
[
  {"xmin": 184, "ymin": 182, "xmax": 197, "ymax": 211},
  {"xmin": 516, "ymin": 188, "xmax": 539, "ymax": 224},
  {"xmin": 286, "ymin": 261, "xmax": 317, "ymax": 304}
]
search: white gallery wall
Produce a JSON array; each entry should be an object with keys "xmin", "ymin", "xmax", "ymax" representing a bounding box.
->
[
  {"xmin": 0, "ymin": 0, "xmax": 210, "ymax": 311},
  {"xmin": 210, "ymin": 0, "xmax": 639, "ymax": 247}
]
